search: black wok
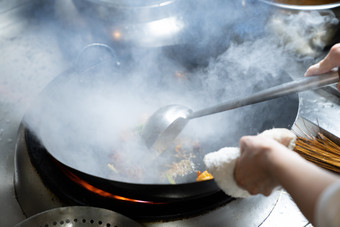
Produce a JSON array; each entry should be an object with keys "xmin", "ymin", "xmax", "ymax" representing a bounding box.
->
[{"xmin": 23, "ymin": 50, "xmax": 299, "ymax": 202}]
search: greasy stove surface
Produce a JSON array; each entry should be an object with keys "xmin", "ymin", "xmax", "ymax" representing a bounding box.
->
[{"xmin": 1, "ymin": 0, "xmax": 339, "ymax": 226}]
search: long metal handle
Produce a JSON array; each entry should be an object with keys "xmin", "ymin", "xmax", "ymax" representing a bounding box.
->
[{"xmin": 189, "ymin": 70, "xmax": 339, "ymax": 119}]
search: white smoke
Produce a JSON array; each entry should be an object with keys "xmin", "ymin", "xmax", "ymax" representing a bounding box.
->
[{"xmin": 23, "ymin": 0, "xmax": 338, "ymax": 184}]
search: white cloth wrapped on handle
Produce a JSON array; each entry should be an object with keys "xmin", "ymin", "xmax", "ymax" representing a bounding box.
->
[{"xmin": 203, "ymin": 128, "xmax": 296, "ymax": 198}]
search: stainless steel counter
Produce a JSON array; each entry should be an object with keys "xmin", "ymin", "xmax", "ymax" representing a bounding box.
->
[{"xmin": 0, "ymin": 1, "xmax": 339, "ymax": 226}]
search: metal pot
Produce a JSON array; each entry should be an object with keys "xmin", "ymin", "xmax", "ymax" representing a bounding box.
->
[
  {"xmin": 71, "ymin": 0, "xmax": 190, "ymax": 48},
  {"xmin": 69, "ymin": 0, "xmax": 272, "ymax": 66}
]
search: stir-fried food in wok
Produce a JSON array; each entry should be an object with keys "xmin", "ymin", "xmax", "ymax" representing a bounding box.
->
[
  {"xmin": 106, "ymin": 122, "xmax": 208, "ymax": 184},
  {"xmin": 196, "ymin": 170, "xmax": 214, "ymax": 182}
]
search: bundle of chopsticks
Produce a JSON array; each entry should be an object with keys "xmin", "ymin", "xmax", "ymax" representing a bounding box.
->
[{"xmin": 293, "ymin": 128, "xmax": 340, "ymax": 174}]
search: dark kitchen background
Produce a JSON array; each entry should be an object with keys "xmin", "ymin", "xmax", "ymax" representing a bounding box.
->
[{"xmin": 0, "ymin": 0, "xmax": 340, "ymax": 226}]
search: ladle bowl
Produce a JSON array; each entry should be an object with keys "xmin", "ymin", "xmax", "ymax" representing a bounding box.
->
[{"xmin": 141, "ymin": 104, "xmax": 192, "ymax": 152}]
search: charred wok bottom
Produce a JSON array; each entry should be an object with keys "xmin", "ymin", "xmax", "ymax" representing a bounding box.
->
[{"xmin": 24, "ymin": 128, "xmax": 234, "ymax": 221}]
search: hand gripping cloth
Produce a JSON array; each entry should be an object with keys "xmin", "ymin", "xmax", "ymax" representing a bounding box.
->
[{"xmin": 203, "ymin": 128, "xmax": 296, "ymax": 198}]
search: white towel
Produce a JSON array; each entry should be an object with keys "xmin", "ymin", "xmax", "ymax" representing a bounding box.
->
[{"xmin": 203, "ymin": 128, "xmax": 296, "ymax": 198}]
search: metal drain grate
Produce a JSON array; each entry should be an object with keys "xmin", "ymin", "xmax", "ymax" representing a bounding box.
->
[
  {"xmin": 15, "ymin": 206, "xmax": 142, "ymax": 227},
  {"xmin": 38, "ymin": 218, "xmax": 116, "ymax": 227}
]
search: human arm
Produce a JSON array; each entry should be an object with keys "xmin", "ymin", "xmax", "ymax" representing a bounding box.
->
[{"xmin": 234, "ymin": 135, "xmax": 339, "ymax": 225}]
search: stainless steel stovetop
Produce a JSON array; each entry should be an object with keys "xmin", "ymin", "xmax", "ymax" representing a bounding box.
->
[{"xmin": 1, "ymin": 1, "xmax": 339, "ymax": 226}]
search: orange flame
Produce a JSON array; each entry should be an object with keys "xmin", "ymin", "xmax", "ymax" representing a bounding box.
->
[{"xmin": 59, "ymin": 164, "xmax": 164, "ymax": 204}]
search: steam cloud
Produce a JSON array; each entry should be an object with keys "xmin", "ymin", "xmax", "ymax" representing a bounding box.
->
[{"xmin": 23, "ymin": 0, "xmax": 338, "ymax": 183}]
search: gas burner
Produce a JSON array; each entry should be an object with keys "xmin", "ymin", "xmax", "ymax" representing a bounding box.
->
[{"xmin": 14, "ymin": 124, "xmax": 285, "ymax": 226}]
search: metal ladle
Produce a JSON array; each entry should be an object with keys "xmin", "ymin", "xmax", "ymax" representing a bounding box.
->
[{"xmin": 141, "ymin": 71, "xmax": 339, "ymax": 152}]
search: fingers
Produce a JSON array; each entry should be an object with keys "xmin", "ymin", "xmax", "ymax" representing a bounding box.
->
[
  {"xmin": 304, "ymin": 62, "xmax": 324, "ymax": 77},
  {"xmin": 235, "ymin": 135, "xmax": 282, "ymax": 196},
  {"xmin": 305, "ymin": 43, "xmax": 340, "ymax": 77},
  {"xmin": 247, "ymin": 184, "xmax": 274, "ymax": 196},
  {"xmin": 234, "ymin": 161, "xmax": 276, "ymax": 196},
  {"xmin": 239, "ymin": 136, "xmax": 250, "ymax": 155},
  {"xmin": 304, "ymin": 59, "xmax": 334, "ymax": 77},
  {"xmin": 233, "ymin": 158, "xmax": 242, "ymax": 186}
]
